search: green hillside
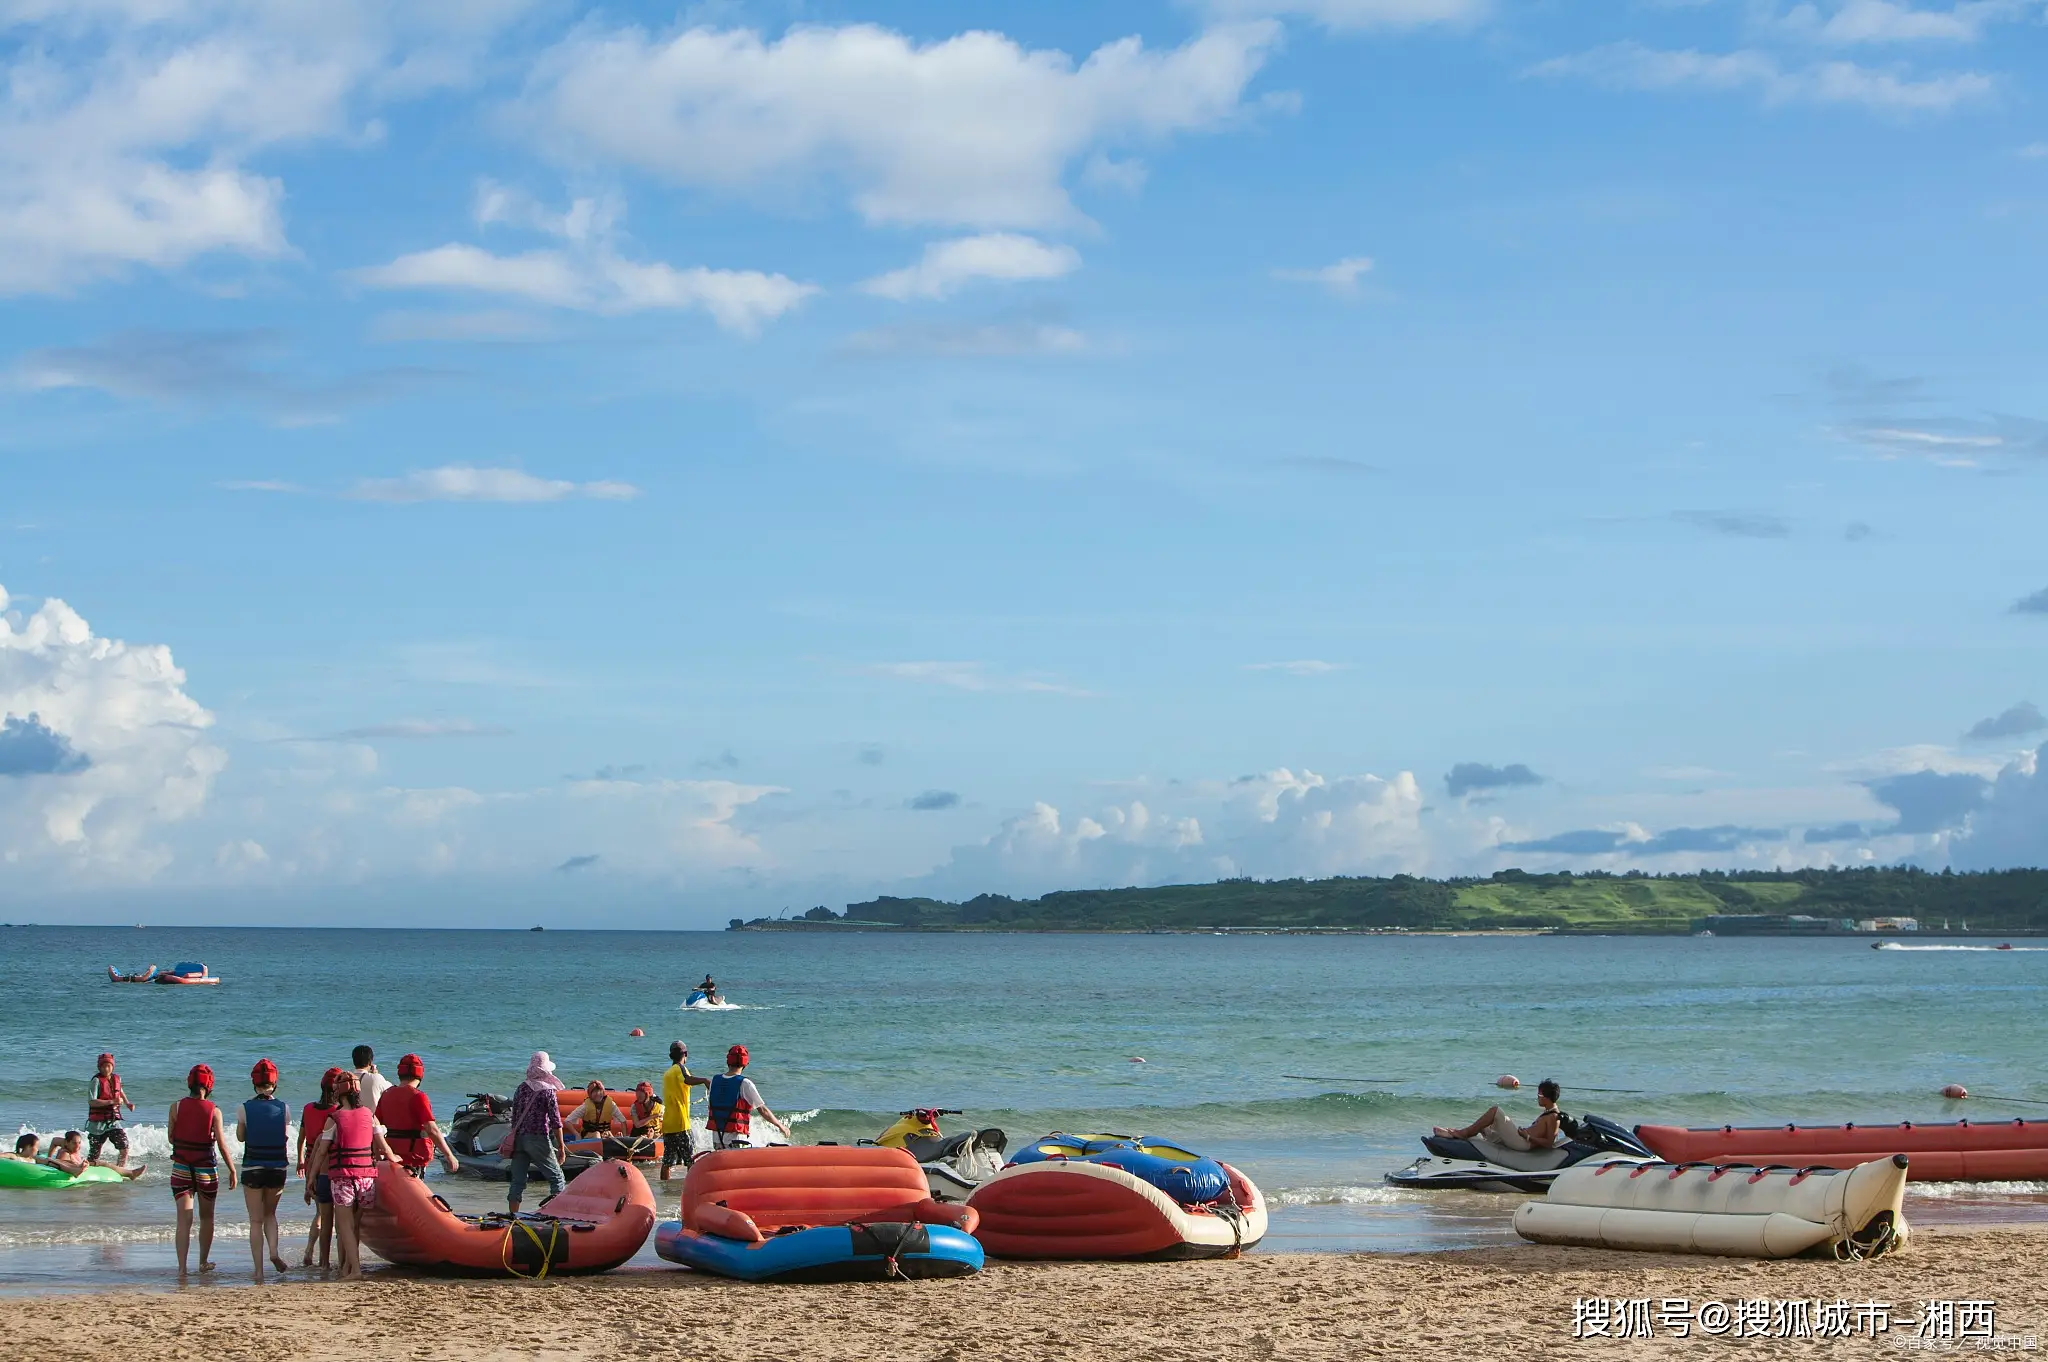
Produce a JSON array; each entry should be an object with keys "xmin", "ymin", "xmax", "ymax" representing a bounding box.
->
[{"xmin": 729, "ymin": 867, "xmax": 2048, "ymax": 933}]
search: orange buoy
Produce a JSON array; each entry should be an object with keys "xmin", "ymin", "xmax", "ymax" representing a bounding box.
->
[
  {"xmin": 1496, "ymin": 1075, "xmax": 1520, "ymax": 1090},
  {"xmin": 629, "ymin": 1028, "xmax": 644, "ymax": 1037},
  {"xmin": 1941, "ymin": 1083, "xmax": 1969, "ymax": 1100}
]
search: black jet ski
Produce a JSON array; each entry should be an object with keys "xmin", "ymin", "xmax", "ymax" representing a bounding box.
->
[
  {"xmin": 1385, "ymin": 1113, "xmax": 1657, "ymax": 1193},
  {"xmin": 445, "ymin": 1092, "xmax": 708, "ymax": 1181},
  {"xmin": 866, "ymin": 1109, "xmax": 1008, "ymax": 1201}
]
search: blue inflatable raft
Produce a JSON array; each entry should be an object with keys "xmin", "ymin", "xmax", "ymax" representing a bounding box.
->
[
  {"xmin": 1009, "ymin": 1133, "xmax": 1231, "ymax": 1204},
  {"xmin": 655, "ymin": 1219, "xmax": 983, "ymax": 1282}
]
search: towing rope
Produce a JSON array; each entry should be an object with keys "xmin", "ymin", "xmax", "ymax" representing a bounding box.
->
[{"xmin": 501, "ymin": 1218, "xmax": 565, "ymax": 1280}]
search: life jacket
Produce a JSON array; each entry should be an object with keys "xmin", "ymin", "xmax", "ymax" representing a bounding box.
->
[
  {"xmin": 88, "ymin": 1073, "xmax": 122, "ymax": 1123},
  {"xmin": 170, "ymin": 1098, "xmax": 218, "ymax": 1167},
  {"xmin": 376, "ymin": 1086, "xmax": 435, "ymax": 1169},
  {"xmin": 241, "ymin": 1097, "xmax": 289, "ymax": 1170},
  {"xmin": 327, "ymin": 1106, "xmax": 376, "ymax": 1174},
  {"xmin": 629, "ymin": 1099, "xmax": 660, "ymax": 1137},
  {"xmin": 708, "ymin": 1074, "xmax": 753, "ymax": 1136},
  {"xmin": 300, "ymin": 1102, "xmax": 334, "ymax": 1166},
  {"xmin": 575, "ymin": 1096, "xmax": 619, "ymax": 1135}
]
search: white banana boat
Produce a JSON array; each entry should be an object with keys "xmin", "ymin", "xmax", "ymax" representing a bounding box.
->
[{"xmin": 1513, "ymin": 1154, "xmax": 1909, "ymax": 1260}]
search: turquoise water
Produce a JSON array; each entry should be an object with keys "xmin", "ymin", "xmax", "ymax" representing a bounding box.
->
[{"xmin": 3, "ymin": 926, "xmax": 2045, "ymax": 1290}]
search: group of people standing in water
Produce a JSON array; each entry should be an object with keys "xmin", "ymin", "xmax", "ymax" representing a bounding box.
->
[{"xmin": 22, "ymin": 1038, "xmax": 793, "ymax": 1281}]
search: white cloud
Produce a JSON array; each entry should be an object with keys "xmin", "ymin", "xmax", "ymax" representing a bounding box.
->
[
  {"xmin": 842, "ymin": 320, "xmax": 1091, "ymax": 357},
  {"xmin": 0, "ymin": 583, "xmax": 223, "ymax": 876},
  {"xmin": 521, "ymin": 20, "xmax": 1280, "ymax": 229},
  {"xmin": 1528, "ymin": 41, "xmax": 1994, "ymax": 112},
  {"xmin": 863, "ymin": 233, "xmax": 1080, "ymax": 301},
  {"xmin": 336, "ymin": 719, "xmax": 511, "ymax": 739},
  {"xmin": 355, "ymin": 242, "xmax": 815, "ymax": 336},
  {"xmin": 920, "ymin": 766, "xmax": 1429, "ymax": 898},
  {"xmin": 1244, "ymin": 660, "xmax": 1350, "ymax": 674},
  {"xmin": 1778, "ymin": 0, "xmax": 2014, "ymax": 44},
  {"xmin": 858, "ymin": 661, "xmax": 1092, "ymax": 696},
  {"xmin": 349, "ymin": 466, "xmax": 641, "ymax": 504},
  {"xmin": 565, "ymin": 776, "xmax": 787, "ymax": 868},
  {"xmin": 1203, "ymin": 0, "xmax": 1488, "ymax": 32},
  {"xmin": 0, "ymin": 3, "xmax": 533, "ymax": 293},
  {"xmin": 1273, "ymin": 256, "xmax": 1374, "ymax": 294}
]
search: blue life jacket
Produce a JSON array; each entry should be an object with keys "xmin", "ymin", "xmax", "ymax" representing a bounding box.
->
[
  {"xmin": 708, "ymin": 1074, "xmax": 754, "ymax": 1134},
  {"xmin": 241, "ymin": 1097, "xmax": 289, "ymax": 1169}
]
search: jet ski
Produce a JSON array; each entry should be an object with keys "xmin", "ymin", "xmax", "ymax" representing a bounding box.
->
[
  {"xmin": 1386, "ymin": 1113, "xmax": 1657, "ymax": 1193},
  {"xmin": 866, "ymin": 1108, "xmax": 1007, "ymax": 1202}
]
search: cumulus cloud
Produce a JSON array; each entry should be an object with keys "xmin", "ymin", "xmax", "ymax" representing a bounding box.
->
[
  {"xmin": 0, "ymin": 583, "xmax": 223, "ymax": 875},
  {"xmin": 0, "ymin": 713, "xmax": 91, "ymax": 777},
  {"xmin": 1445, "ymin": 762, "xmax": 1544, "ymax": 798},
  {"xmin": 1272, "ymin": 255, "xmax": 1374, "ymax": 295},
  {"xmin": 1204, "ymin": 0, "xmax": 1488, "ymax": 30},
  {"xmin": 0, "ymin": 3, "xmax": 531, "ymax": 293},
  {"xmin": 564, "ymin": 776, "xmax": 788, "ymax": 868},
  {"xmin": 1966, "ymin": 702, "xmax": 2046, "ymax": 742},
  {"xmin": 349, "ymin": 467, "xmax": 640, "ymax": 504},
  {"xmin": 908, "ymin": 789, "xmax": 962, "ymax": 811},
  {"xmin": 1865, "ymin": 769, "xmax": 1989, "ymax": 833},
  {"xmin": 1528, "ymin": 42, "xmax": 1994, "ymax": 112},
  {"xmin": 1949, "ymin": 744, "xmax": 2048, "ymax": 869},
  {"xmin": 920, "ymin": 766, "xmax": 1428, "ymax": 896},
  {"xmin": 520, "ymin": 20, "xmax": 1280, "ymax": 229},
  {"xmin": 863, "ymin": 233, "xmax": 1080, "ymax": 301}
]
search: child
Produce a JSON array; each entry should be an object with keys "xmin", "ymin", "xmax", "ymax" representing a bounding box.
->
[
  {"xmin": 307, "ymin": 1071, "xmax": 394, "ymax": 1281},
  {"xmin": 297, "ymin": 1067, "xmax": 342, "ymax": 1269},
  {"xmin": 238, "ymin": 1059, "xmax": 292, "ymax": 1282},
  {"xmin": 86, "ymin": 1052, "xmax": 135, "ymax": 1168},
  {"xmin": 168, "ymin": 1064, "xmax": 238, "ymax": 1278}
]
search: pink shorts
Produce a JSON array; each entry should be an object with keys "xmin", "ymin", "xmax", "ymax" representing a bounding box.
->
[{"xmin": 328, "ymin": 1174, "xmax": 377, "ymax": 1209}]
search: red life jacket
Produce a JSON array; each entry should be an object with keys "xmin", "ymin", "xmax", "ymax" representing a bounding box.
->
[
  {"xmin": 170, "ymin": 1098, "xmax": 217, "ymax": 1167},
  {"xmin": 300, "ymin": 1101, "xmax": 334, "ymax": 1160},
  {"xmin": 376, "ymin": 1085, "xmax": 435, "ymax": 1169},
  {"xmin": 89, "ymin": 1073, "xmax": 121, "ymax": 1123},
  {"xmin": 328, "ymin": 1107, "xmax": 376, "ymax": 1174}
]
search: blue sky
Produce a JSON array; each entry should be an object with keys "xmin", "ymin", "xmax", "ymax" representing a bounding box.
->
[{"xmin": 4, "ymin": 0, "xmax": 2048, "ymax": 925}]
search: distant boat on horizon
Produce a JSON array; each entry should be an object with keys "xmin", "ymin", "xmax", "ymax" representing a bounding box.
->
[{"xmin": 530, "ymin": 925, "xmax": 544, "ymax": 932}]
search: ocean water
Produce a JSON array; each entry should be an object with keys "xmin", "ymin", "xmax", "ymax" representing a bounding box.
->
[{"xmin": 3, "ymin": 926, "xmax": 2045, "ymax": 1292}]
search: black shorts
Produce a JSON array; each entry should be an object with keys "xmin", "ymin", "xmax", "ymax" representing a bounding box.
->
[
  {"xmin": 87, "ymin": 1123, "xmax": 127, "ymax": 1161},
  {"xmin": 661, "ymin": 1132, "xmax": 693, "ymax": 1172},
  {"xmin": 242, "ymin": 1167, "xmax": 287, "ymax": 1190}
]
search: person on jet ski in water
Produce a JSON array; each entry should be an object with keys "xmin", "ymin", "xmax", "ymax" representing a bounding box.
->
[
  {"xmin": 1433, "ymin": 1078, "xmax": 1562, "ymax": 1152},
  {"xmin": 697, "ymin": 974, "xmax": 720, "ymax": 1005}
]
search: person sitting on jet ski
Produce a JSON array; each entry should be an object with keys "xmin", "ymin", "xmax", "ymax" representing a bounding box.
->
[
  {"xmin": 1433, "ymin": 1078, "xmax": 1562, "ymax": 1152},
  {"xmin": 697, "ymin": 974, "xmax": 720, "ymax": 1004}
]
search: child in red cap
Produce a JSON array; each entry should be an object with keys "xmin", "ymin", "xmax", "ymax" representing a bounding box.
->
[
  {"xmin": 168, "ymin": 1063, "xmax": 237, "ymax": 1278},
  {"xmin": 375, "ymin": 1053, "xmax": 460, "ymax": 1178}
]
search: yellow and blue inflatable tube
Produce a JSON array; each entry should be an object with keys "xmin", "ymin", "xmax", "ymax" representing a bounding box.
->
[{"xmin": 1009, "ymin": 1133, "xmax": 1230, "ymax": 1204}]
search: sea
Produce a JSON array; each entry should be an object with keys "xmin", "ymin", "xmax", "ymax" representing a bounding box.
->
[{"xmin": 3, "ymin": 926, "xmax": 2046, "ymax": 1293}]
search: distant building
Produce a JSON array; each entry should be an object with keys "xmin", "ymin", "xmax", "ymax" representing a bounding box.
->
[
  {"xmin": 1695, "ymin": 913, "xmax": 1855, "ymax": 935},
  {"xmin": 1855, "ymin": 916, "xmax": 1920, "ymax": 933}
]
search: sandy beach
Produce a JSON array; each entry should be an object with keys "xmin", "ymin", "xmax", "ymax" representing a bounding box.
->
[{"xmin": 10, "ymin": 1228, "xmax": 2043, "ymax": 1361}]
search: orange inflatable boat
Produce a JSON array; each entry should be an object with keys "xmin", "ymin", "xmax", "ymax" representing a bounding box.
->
[
  {"xmin": 968, "ymin": 1159, "xmax": 1268, "ymax": 1260},
  {"xmin": 655, "ymin": 1146, "xmax": 982, "ymax": 1281},
  {"xmin": 1636, "ymin": 1120, "xmax": 2048, "ymax": 1181},
  {"xmin": 359, "ymin": 1158, "xmax": 655, "ymax": 1276}
]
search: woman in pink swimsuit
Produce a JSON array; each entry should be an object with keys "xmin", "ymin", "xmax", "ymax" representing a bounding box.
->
[{"xmin": 306, "ymin": 1070, "xmax": 394, "ymax": 1280}]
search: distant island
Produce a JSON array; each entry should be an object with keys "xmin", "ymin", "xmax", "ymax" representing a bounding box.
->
[{"xmin": 727, "ymin": 867, "xmax": 2048, "ymax": 934}]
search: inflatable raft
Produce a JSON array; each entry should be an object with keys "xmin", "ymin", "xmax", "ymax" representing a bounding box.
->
[
  {"xmin": 1637, "ymin": 1119, "xmax": 2048, "ymax": 1181},
  {"xmin": 359, "ymin": 1158, "xmax": 655, "ymax": 1277},
  {"xmin": 1008, "ymin": 1133, "xmax": 1230, "ymax": 1203},
  {"xmin": 1514, "ymin": 1155, "xmax": 1910, "ymax": 1259},
  {"xmin": 0, "ymin": 1161, "xmax": 129, "ymax": 1191},
  {"xmin": 968, "ymin": 1157, "xmax": 1267, "ymax": 1260},
  {"xmin": 155, "ymin": 962, "xmax": 219, "ymax": 986},
  {"xmin": 655, "ymin": 1146, "xmax": 982, "ymax": 1282}
]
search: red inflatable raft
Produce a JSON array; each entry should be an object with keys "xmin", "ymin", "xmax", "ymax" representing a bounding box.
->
[
  {"xmin": 968, "ymin": 1159, "xmax": 1267, "ymax": 1260},
  {"xmin": 359, "ymin": 1158, "xmax": 655, "ymax": 1276},
  {"xmin": 1636, "ymin": 1120, "xmax": 2048, "ymax": 1181}
]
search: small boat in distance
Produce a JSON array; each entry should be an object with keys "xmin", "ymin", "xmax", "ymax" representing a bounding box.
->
[
  {"xmin": 107, "ymin": 964, "xmax": 156, "ymax": 984},
  {"xmin": 155, "ymin": 961, "xmax": 220, "ymax": 986}
]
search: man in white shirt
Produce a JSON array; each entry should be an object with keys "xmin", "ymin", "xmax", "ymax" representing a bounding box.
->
[{"xmin": 351, "ymin": 1045, "xmax": 393, "ymax": 1131}]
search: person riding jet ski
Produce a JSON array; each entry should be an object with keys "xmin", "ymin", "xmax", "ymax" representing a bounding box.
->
[{"xmin": 1388, "ymin": 1080, "xmax": 1656, "ymax": 1193}]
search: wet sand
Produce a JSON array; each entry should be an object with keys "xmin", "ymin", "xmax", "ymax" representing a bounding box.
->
[{"xmin": 10, "ymin": 1228, "xmax": 2045, "ymax": 1360}]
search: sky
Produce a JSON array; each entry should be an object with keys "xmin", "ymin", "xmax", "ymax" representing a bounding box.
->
[{"xmin": 3, "ymin": 0, "xmax": 2048, "ymax": 926}]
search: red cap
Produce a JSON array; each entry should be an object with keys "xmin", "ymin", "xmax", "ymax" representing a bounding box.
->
[
  {"xmin": 320, "ymin": 1066, "xmax": 345, "ymax": 1097},
  {"xmin": 586, "ymin": 1079, "xmax": 606, "ymax": 1094},
  {"xmin": 635, "ymin": 1081, "xmax": 654, "ymax": 1097},
  {"xmin": 188, "ymin": 1064, "xmax": 215, "ymax": 1092},
  {"xmin": 726, "ymin": 1044, "xmax": 748, "ymax": 1069},
  {"xmin": 97, "ymin": 1053, "xmax": 114, "ymax": 1067},
  {"xmin": 333, "ymin": 1071, "xmax": 360, "ymax": 1096},
  {"xmin": 397, "ymin": 1053, "xmax": 424, "ymax": 1080},
  {"xmin": 250, "ymin": 1059, "xmax": 278, "ymax": 1087}
]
